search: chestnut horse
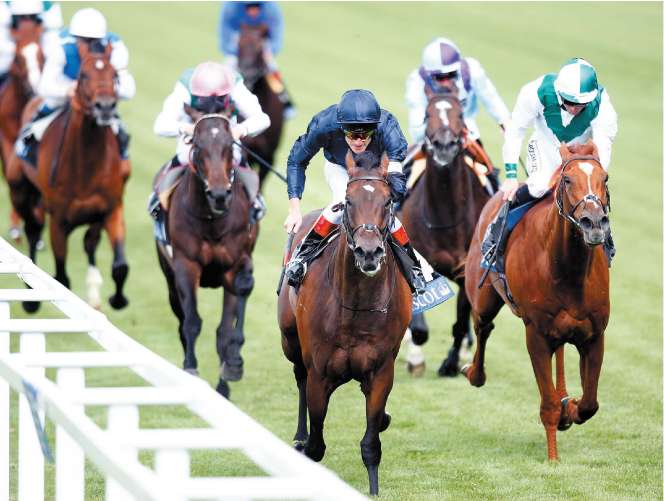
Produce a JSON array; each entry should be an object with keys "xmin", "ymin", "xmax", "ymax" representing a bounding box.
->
[
  {"xmin": 463, "ymin": 142, "xmax": 610, "ymax": 461},
  {"xmin": 156, "ymin": 113, "xmax": 257, "ymax": 399},
  {"xmin": 8, "ymin": 43, "xmax": 129, "ymax": 312},
  {"xmin": 237, "ymin": 23, "xmax": 284, "ymax": 187},
  {"xmin": 0, "ymin": 17, "xmax": 44, "ymax": 241},
  {"xmin": 278, "ymin": 151, "xmax": 411, "ymax": 496},
  {"xmin": 400, "ymin": 92, "xmax": 491, "ymax": 376}
]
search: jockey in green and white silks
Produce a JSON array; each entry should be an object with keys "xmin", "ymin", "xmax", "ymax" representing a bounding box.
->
[{"xmin": 483, "ymin": 57, "xmax": 618, "ymax": 272}]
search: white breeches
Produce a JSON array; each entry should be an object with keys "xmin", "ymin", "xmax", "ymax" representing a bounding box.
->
[{"xmin": 524, "ymin": 133, "xmax": 565, "ymax": 198}]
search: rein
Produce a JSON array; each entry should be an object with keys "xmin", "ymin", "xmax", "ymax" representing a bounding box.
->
[
  {"xmin": 555, "ymin": 154, "xmax": 610, "ymax": 229},
  {"xmin": 342, "ymin": 176, "xmax": 394, "ymax": 251}
]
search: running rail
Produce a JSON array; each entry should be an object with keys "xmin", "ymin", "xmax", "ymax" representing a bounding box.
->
[{"xmin": 0, "ymin": 237, "xmax": 367, "ymax": 501}]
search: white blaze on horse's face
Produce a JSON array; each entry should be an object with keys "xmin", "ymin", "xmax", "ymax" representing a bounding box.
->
[
  {"xmin": 95, "ymin": 60, "xmax": 105, "ymax": 70},
  {"xmin": 578, "ymin": 161, "xmax": 598, "ymax": 205},
  {"xmin": 211, "ymin": 127, "xmax": 219, "ymax": 136},
  {"xmin": 363, "ymin": 185, "xmax": 375, "ymax": 193},
  {"xmin": 435, "ymin": 100, "xmax": 453, "ymax": 127}
]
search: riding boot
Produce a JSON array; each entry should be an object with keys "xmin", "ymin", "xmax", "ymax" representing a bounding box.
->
[
  {"xmin": 266, "ymin": 71, "xmax": 296, "ymax": 119},
  {"xmin": 603, "ymin": 229, "xmax": 616, "ymax": 267},
  {"xmin": 15, "ymin": 104, "xmax": 55, "ymax": 165},
  {"xmin": 285, "ymin": 230, "xmax": 325, "ymax": 287},
  {"xmin": 402, "ymin": 242, "xmax": 427, "ymax": 293},
  {"xmin": 487, "ymin": 166, "xmax": 501, "ymax": 193},
  {"xmin": 235, "ymin": 165, "xmax": 266, "ymax": 224},
  {"xmin": 116, "ymin": 124, "xmax": 131, "ymax": 160}
]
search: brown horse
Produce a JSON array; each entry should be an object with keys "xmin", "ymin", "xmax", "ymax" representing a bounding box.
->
[
  {"xmin": 236, "ymin": 23, "xmax": 284, "ymax": 186},
  {"xmin": 0, "ymin": 17, "xmax": 44, "ymax": 241},
  {"xmin": 463, "ymin": 142, "xmax": 610, "ymax": 461},
  {"xmin": 156, "ymin": 113, "xmax": 257, "ymax": 399},
  {"xmin": 278, "ymin": 151, "xmax": 411, "ymax": 496},
  {"xmin": 8, "ymin": 43, "xmax": 129, "ymax": 313},
  {"xmin": 400, "ymin": 92, "xmax": 491, "ymax": 376}
]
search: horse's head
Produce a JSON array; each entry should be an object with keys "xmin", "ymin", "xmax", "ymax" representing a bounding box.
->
[
  {"xmin": 343, "ymin": 151, "xmax": 394, "ymax": 276},
  {"xmin": 424, "ymin": 92, "xmax": 465, "ymax": 167},
  {"xmin": 75, "ymin": 42, "xmax": 118, "ymax": 125},
  {"xmin": 9, "ymin": 15, "xmax": 44, "ymax": 93},
  {"xmin": 187, "ymin": 111, "xmax": 235, "ymax": 215},
  {"xmin": 237, "ymin": 23, "xmax": 268, "ymax": 88},
  {"xmin": 556, "ymin": 142, "xmax": 610, "ymax": 246}
]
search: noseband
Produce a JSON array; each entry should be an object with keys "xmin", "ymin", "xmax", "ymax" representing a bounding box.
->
[
  {"xmin": 555, "ymin": 155, "xmax": 610, "ymax": 229},
  {"xmin": 342, "ymin": 176, "xmax": 394, "ymax": 251}
]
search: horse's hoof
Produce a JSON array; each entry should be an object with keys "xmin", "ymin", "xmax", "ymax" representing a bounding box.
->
[
  {"xmin": 8, "ymin": 227, "xmax": 21, "ymax": 244},
  {"xmin": 293, "ymin": 439, "xmax": 307, "ymax": 452},
  {"xmin": 108, "ymin": 294, "xmax": 128, "ymax": 310},
  {"xmin": 437, "ymin": 358, "xmax": 459, "ymax": 378},
  {"xmin": 460, "ymin": 363, "xmax": 471, "ymax": 376},
  {"xmin": 233, "ymin": 272, "xmax": 254, "ymax": 296},
  {"xmin": 407, "ymin": 361, "xmax": 426, "ymax": 377},
  {"xmin": 22, "ymin": 300, "xmax": 40, "ymax": 314},
  {"xmin": 411, "ymin": 328, "xmax": 429, "ymax": 345},
  {"xmin": 216, "ymin": 379, "xmax": 230, "ymax": 399},
  {"xmin": 304, "ymin": 442, "xmax": 325, "ymax": 462},
  {"xmin": 183, "ymin": 368, "xmax": 199, "ymax": 377},
  {"xmin": 222, "ymin": 362, "xmax": 243, "ymax": 382},
  {"xmin": 558, "ymin": 397, "xmax": 574, "ymax": 431},
  {"xmin": 379, "ymin": 412, "xmax": 391, "ymax": 432}
]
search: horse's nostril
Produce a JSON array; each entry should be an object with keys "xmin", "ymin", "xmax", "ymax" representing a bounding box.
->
[
  {"xmin": 355, "ymin": 247, "xmax": 365, "ymax": 258},
  {"xmin": 579, "ymin": 217, "xmax": 593, "ymax": 230},
  {"xmin": 600, "ymin": 216, "xmax": 610, "ymax": 231}
]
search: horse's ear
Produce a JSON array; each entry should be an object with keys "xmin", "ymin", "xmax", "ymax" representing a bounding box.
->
[
  {"xmin": 559, "ymin": 142, "xmax": 571, "ymax": 159},
  {"xmin": 345, "ymin": 150, "xmax": 358, "ymax": 178},
  {"xmin": 378, "ymin": 152, "xmax": 389, "ymax": 178},
  {"xmin": 183, "ymin": 103, "xmax": 202, "ymax": 122},
  {"xmin": 587, "ymin": 139, "xmax": 599, "ymax": 158}
]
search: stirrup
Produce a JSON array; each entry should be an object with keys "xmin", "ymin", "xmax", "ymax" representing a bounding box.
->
[{"xmin": 285, "ymin": 259, "xmax": 306, "ymax": 287}]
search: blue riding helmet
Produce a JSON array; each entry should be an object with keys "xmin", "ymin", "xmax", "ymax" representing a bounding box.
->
[{"xmin": 336, "ymin": 89, "xmax": 381, "ymax": 127}]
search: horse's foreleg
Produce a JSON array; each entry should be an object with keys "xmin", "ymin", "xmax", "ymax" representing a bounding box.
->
[
  {"xmin": 173, "ymin": 259, "xmax": 202, "ymax": 374},
  {"xmin": 216, "ymin": 290, "xmax": 246, "ymax": 386},
  {"xmin": 49, "ymin": 218, "xmax": 71, "ymax": 289},
  {"xmin": 104, "ymin": 203, "xmax": 129, "ymax": 309},
  {"xmin": 293, "ymin": 361, "xmax": 308, "ymax": 451},
  {"xmin": 568, "ymin": 335, "xmax": 604, "ymax": 425},
  {"xmin": 16, "ymin": 184, "xmax": 44, "ymax": 313},
  {"xmin": 304, "ymin": 371, "xmax": 331, "ymax": 463},
  {"xmin": 83, "ymin": 223, "xmax": 103, "ymax": 309},
  {"xmin": 360, "ymin": 360, "xmax": 395, "ymax": 496},
  {"xmin": 462, "ymin": 311, "xmax": 494, "ymax": 387},
  {"xmin": 439, "ymin": 281, "xmax": 471, "ymax": 377},
  {"xmin": 555, "ymin": 345, "xmax": 574, "ymax": 431},
  {"xmin": 525, "ymin": 328, "xmax": 560, "ymax": 461}
]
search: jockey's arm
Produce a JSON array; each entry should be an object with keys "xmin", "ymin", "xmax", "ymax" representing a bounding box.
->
[
  {"xmin": 404, "ymin": 70, "xmax": 427, "ymax": 144},
  {"xmin": 382, "ymin": 113, "xmax": 408, "ymax": 171},
  {"xmin": 286, "ymin": 115, "xmax": 327, "ymax": 201},
  {"xmin": 41, "ymin": 3, "xmax": 63, "ymax": 32},
  {"xmin": 231, "ymin": 80, "xmax": 270, "ymax": 138},
  {"xmin": 109, "ymin": 40, "xmax": 135, "ymax": 100},
  {"xmin": 37, "ymin": 44, "xmax": 73, "ymax": 108},
  {"xmin": 153, "ymin": 81, "xmax": 191, "ymax": 137},
  {"xmin": 591, "ymin": 90, "xmax": 618, "ymax": 170},
  {"xmin": 467, "ymin": 57, "xmax": 511, "ymax": 128}
]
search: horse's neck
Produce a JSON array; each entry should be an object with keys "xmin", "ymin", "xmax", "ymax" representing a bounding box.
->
[
  {"xmin": 423, "ymin": 154, "xmax": 472, "ymax": 215},
  {"xmin": 63, "ymin": 108, "xmax": 111, "ymax": 165}
]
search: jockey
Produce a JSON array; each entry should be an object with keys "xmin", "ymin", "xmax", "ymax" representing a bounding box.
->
[
  {"xmin": 150, "ymin": 61, "xmax": 270, "ymax": 223},
  {"xmin": 482, "ymin": 57, "xmax": 618, "ymax": 271},
  {"xmin": 218, "ymin": 1, "xmax": 295, "ymax": 119},
  {"xmin": 15, "ymin": 7, "xmax": 135, "ymax": 166},
  {"xmin": 283, "ymin": 89, "xmax": 428, "ymax": 291},
  {"xmin": 405, "ymin": 37, "xmax": 510, "ymax": 189},
  {"xmin": 0, "ymin": 1, "xmax": 63, "ymax": 88}
]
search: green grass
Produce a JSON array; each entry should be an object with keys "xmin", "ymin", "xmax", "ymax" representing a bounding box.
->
[{"xmin": 3, "ymin": 2, "xmax": 662, "ymax": 499}]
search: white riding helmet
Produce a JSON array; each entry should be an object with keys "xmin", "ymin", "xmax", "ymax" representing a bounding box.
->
[
  {"xmin": 191, "ymin": 61, "xmax": 236, "ymax": 97},
  {"xmin": 10, "ymin": 0, "xmax": 43, "ymax": 16},
  {"xmin": 421, "ymin": 37, "xmax": 462, "ymax": 75},
  {"xmin": 554, "ymin": 57, "xmax": 599, "ymax": 104},
  {"xmin": 69, "ymin": 8, "xmax": 107, "ymax": 39}
]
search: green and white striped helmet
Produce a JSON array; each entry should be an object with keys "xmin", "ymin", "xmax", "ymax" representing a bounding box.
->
[{"xmin": 554, "ymin": 57, "xmax": 599, "ymax": 104}]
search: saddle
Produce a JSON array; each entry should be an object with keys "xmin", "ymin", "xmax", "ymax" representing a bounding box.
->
[{"xmin": 152, "ymin": 158, "xmax": 187, "ymax": 211}]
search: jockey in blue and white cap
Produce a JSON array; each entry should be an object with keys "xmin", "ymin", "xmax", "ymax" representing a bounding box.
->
[
  {"xmin": 150, "ymin": 61, "xmax": 270, "ymax": 223},
  {"xmin": 15, "ymin": 7, "xmax": 135, "ymax": 165},
  {"xmin": 0, "ymin": 1, "xmax": 63, "ymax": 88},
  {"xmin": 405, "ymin": 37, "xmax": 510, "ymax": 144},
  {"xmin": 283, "ymin": 89, "xmax": 430, "ymax": 291},
  {"xmin": 482, "ymin": 57, "xmax": 618, "ymax": 271},
  {"xmin": 218, "ymin": 1, "xmax": 295, "ymax": 118}
]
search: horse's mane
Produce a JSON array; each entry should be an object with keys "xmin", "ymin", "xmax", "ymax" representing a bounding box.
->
[
  {"xmin": 567, "ymin": 143, "xmax": 596, "ymax": 156},
  {"xmin": 353, "ymin": 151, "xmax": 381, "ymax": 171}
]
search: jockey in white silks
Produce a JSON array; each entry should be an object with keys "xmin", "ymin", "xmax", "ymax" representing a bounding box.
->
[
  {"xmin": 150, "ymin": 61, "xmax": 270, "ymax": 224},
  {"xmin": 482, "ymin": 57, "xmax": 619, "ymax": 272}
]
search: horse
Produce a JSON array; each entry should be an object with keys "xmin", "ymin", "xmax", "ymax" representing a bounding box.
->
[
  {"xmin": 236, "ymin": 23, "xmax": 284, "ymax": 187},
  {"xmin": 8, "ymin": 43, "xmax": 130, "ymax": 313},
  {"xmin": 463, "ymin": 142, "xmax": 611, "ymax": 461},
  {"xmin": 155, "ymin": 113, "xmax": 257, "ymax": 399},
  {"xmin": 278, "ymin": 151, "xmax": 412, "ymax": 496},
  {"xmin": 0, "ymin": 16, "xmax": 44, "ymax": 242},
  {"xmin": 400, "ymin": 92, "xmax": 492, "ymax": 376}
]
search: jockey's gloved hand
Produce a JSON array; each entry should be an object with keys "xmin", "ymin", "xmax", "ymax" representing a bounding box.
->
[{"xmin": 387, "ymin": 172, "xmax": 407, "ymax": 205}]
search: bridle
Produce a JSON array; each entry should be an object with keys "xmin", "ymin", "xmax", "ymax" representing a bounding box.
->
[
  {"xmin": 423, "ymin": 96, "xmax": 466, "ymax": 168},
  {"xmin": 73, "ymin": 54, "xmax": 118, "ymax": 121},
  {"xmin": 341, "ymin": 176, "xmax": 394, "ymax": 252},
  {"xmin": 555, "ymin": 155, "xmax": 610, "ymax": 229}
]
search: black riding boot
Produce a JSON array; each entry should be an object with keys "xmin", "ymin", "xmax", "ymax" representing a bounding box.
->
[
  {"xmin": 388, "ymin": 239, "xmax": 427, "ymax": 293},
  {"xmin": 116, "ymin": 124, "xmax": 131, "ymax": 159},
  {"xmin": 604, "ymin": 230, "xmax": 616, "ymax": 267},
  {"xmin": 285, "ymin": 230, "xmax": 325, "ymax": 287}
]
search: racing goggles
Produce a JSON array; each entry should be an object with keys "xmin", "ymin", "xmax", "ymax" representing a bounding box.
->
[
  {"xmin": 343, "ymin": 127, "xmax": 375, "ymax": 141},
  {"xmin": 191, "ymin": 94, "xmax": 231, "ymax": 114},
  {"xmin": 431, "ymin": 71, "xmax": 458, "ymax": 82},
  {"xmin": 11, "ymin": 14, "xmax": 42, "ymax": 29},
  {"xmin": 561, "ymin": 98, "xmax": 588, "ymax": 109}
]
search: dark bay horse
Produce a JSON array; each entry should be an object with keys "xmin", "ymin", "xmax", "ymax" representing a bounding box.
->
[
  {"xmin": 400, "ymin": 92, "xmax": 491, "ymax": 376},
  {"xmin": 156, "ymin": 113, "xmax": 257, "ymax": 399},
  {"xmin": 463, "ymin": 142, "xmax": 611, "ymax": 461},
  {"xmin": 237, "ymin": 23, "xmax": 284, "ymax": 186},
  {"xmin": 8, "ymin": 43, "xmax": 130, "ymax": 313},
  {"xmin": 278, "ymin": 151, "xmax": 411, "ymax": 496},
  {"xmin": 0, "ymin": 17, "xmax": 44, "ymax": 241}
]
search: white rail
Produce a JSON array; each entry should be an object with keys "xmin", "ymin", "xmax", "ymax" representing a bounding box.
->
[{"xmin": 0, "ymin": 237, "xmax": 367, "ymax": 501}]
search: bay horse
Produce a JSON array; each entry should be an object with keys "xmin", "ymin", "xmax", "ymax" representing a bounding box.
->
[
  {"xmin": 155, "ymin": 113, "xmax": 257, "ymax": 399},
  {"xmin": 400, "ymin": 92, "xmax": 491, "ymax": 376},
  {"xmin": 463, "ymin": 142, "xmax": 611, "ymax": 461},
  {"xmin": 0, "ymin": 16, "xmax": 44, "ymax": 241},
  {"xmin": 236, "ymin": 23, "xmax": 284, "ymax": 187},
  {"xmin": 8, "ymin": 43, "xmax": 129, "ymax": 313},
  {"xmin": 278, "ymin": 151, "xmax": 411, "ymax": 496}
]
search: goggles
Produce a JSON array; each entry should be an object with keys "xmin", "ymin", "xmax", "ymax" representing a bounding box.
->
[
  {"xmin": 191, "ymin": 94, "xmax": 231, "ymax": 114},
  {"xmin": 11, "ymin": 14, "xmax": 42, "ymax": 29},
  {"xmin": 562, "ymin": 98, "xmax": 588, "ymax": 109},
  {"xmin": 431, "ymin": 71, "xmax": 458, "ymax": 82},
  {"xmin": 343, "ymin": 127, "xmax": 375, "ymax": 141}
]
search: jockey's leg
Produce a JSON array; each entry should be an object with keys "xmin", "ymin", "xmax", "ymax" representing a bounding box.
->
[
  {"xmin": 15, "ymin": 102, "xmax": 59, "ymax": 166},
  {"xmin": 390, "ymin": 218, "xmax": 428, "ymax": 293},
  {"xmin": 264, "ymin": 51, "xmax": 296, "ymax": 119},
  {"xmin": 233, "ymin": 144, "xmax": 266, "ymax": 223}
]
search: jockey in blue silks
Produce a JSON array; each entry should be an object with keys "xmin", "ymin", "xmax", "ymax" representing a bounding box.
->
[
  {"xmin": 282, "ymin": 89, "xmax": 431, "ymax": 292},
  {"xmin": 218, "ymin": 1, "xmax": 295, "ymax": 119}
]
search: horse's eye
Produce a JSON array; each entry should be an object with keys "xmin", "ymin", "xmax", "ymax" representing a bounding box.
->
[
  {"xmin": 345, "ymin": 199, "xmax": 352, "ymax": 207},
  {"xmin": 563, "ymin": 176, "xmax": 571, "ymax": 185}
]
